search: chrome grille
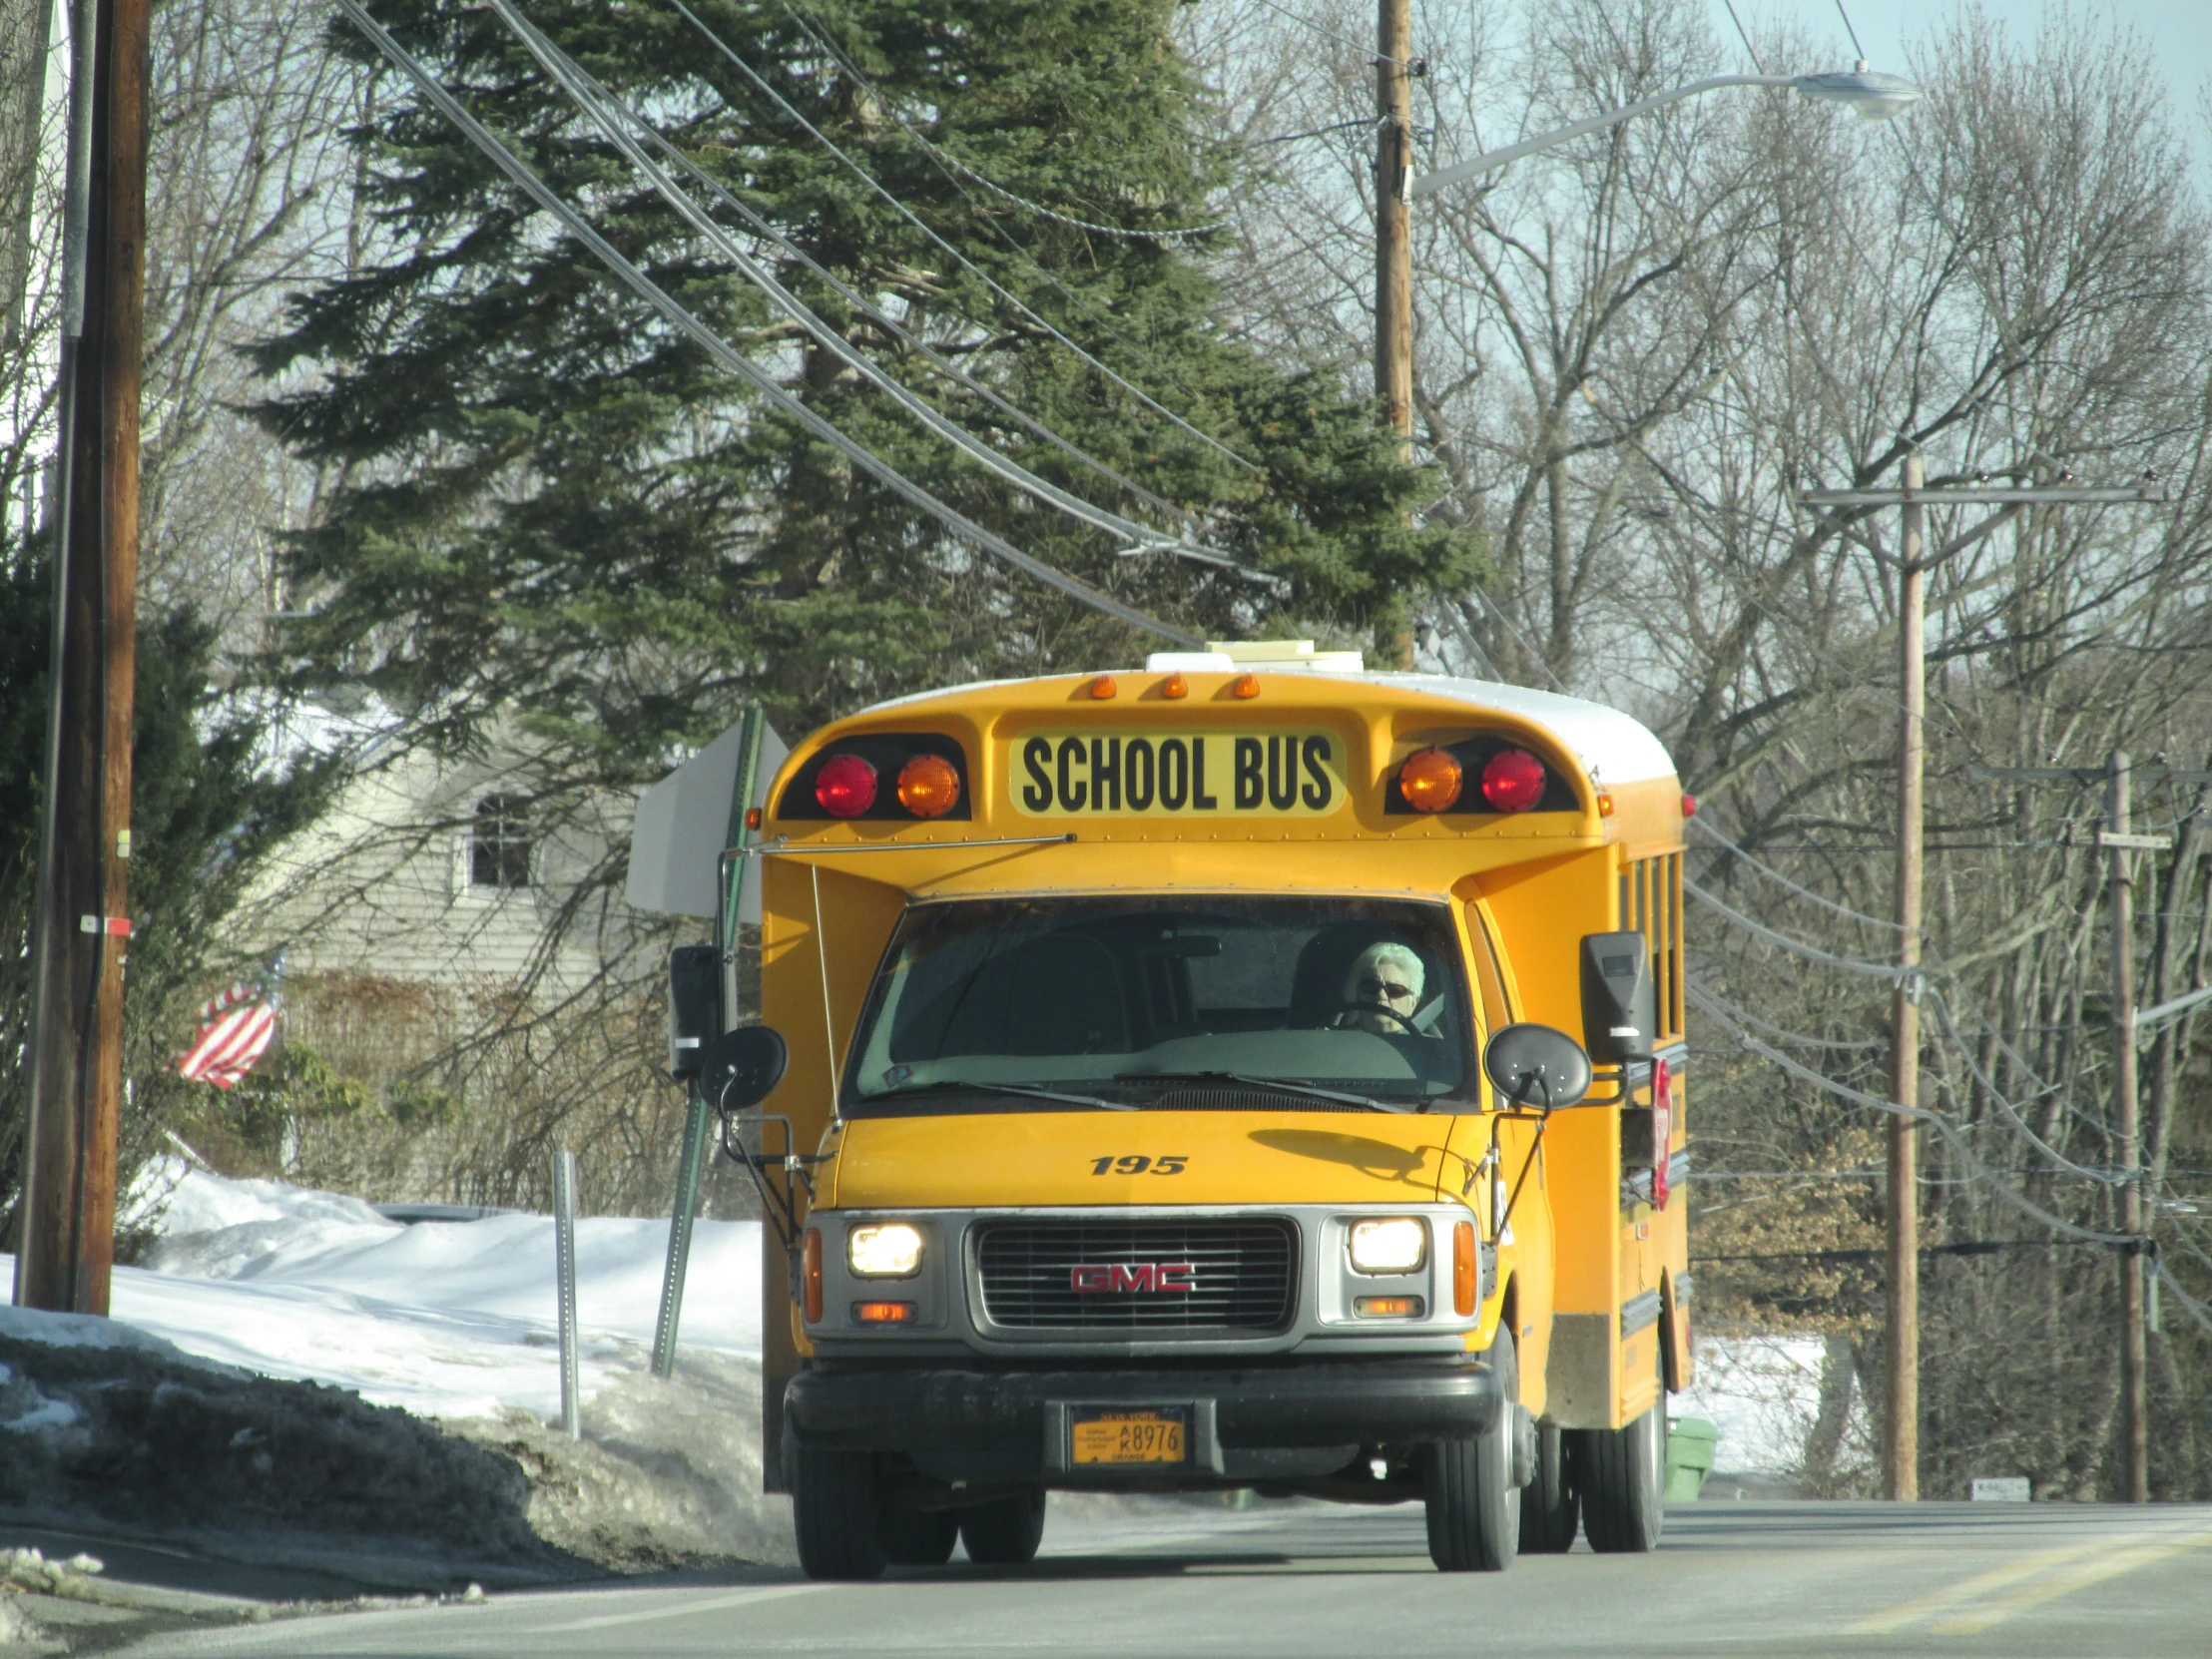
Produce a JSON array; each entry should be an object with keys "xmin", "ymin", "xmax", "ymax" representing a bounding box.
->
[{"xmin": 974, "ymin": 1219, "xmax": 1298, "ymax": 1332}]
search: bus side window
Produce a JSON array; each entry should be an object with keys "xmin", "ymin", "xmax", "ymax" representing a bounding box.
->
[{"xmin": 1461, "ymin": 901, "xmax": 1512, "ymax": 1037}]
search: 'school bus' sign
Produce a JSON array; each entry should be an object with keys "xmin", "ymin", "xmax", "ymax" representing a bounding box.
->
[{"xmin": 1012, "ymin": 732, "xmax": 1348, "ymax": 818}]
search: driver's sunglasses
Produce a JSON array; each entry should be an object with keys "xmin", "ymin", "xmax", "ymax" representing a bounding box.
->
[{"xmin": 1357, "ymin": 976, "xmax": 1415, "ymax": 1001}]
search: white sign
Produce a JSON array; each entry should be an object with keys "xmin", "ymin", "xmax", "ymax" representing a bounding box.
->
[
  {"xmin": 1970, "ymin": 1477, "xmax": 2030, "ymax": 1502},
  {"xmin": 625, "ymin": 717, "xmax": 788, "ymax": 921}
]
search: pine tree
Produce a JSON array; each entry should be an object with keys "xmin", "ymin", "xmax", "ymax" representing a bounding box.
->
[{"xmin": 253, "ymin": 0, "xmax": 1479, "ymax": 772}]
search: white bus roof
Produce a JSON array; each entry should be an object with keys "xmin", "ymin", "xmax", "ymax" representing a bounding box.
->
[{"xmin": 855, "ymin": 671, "xmax": 1678, "ymax": 787}]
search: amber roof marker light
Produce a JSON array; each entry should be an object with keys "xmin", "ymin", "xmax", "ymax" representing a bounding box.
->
[
  {"xmin": 1230, "ymin": 674, "xmax": 1261, "ymax": 700},
  {"xmin": 1398, "ymin": 748, "xmax": 1464, "ymax": 813},
  {"xmin": 1088, "ymin": 675, "xmax": 1118, "ymax": 700},
  {"xmin": 895, "ymin": 753, "xmax": 962, "ymax": 819},
  {"xmin": 1159, "ymin": 672, "xmax": 1189, "ymax": 700}
]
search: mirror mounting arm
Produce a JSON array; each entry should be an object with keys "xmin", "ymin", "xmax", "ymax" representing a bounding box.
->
[{"xmin": 1578, "ymin": 1052, "xmax": 1655, "ymax": 1108}]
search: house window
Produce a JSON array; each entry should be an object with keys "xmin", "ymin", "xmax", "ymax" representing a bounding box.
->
[{"xmin": 471, "ymin": 795, "xmax": 532, "ymax": 889}]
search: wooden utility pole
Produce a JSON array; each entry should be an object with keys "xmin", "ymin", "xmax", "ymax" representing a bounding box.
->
[
  {"xmin": 1374, "ymin": 0, "xmax": 1412, "ymax": 449},
  {"xmin": 16, "ymin": 0, "xmax": 147, "ymax": 1318},
  {"xmin": 2106, "ymin": 751, "xmax": 2150, "ymax": 1502},
  {"xmin": 1802, "ymin": 470, "xmax": 2170, "ymax": 1503},
  {"xmin": 1886, "ymin": 450, "xmax": 1926, "ymax": 1502}
]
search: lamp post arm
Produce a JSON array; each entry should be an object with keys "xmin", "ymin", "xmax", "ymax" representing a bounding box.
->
[{"xmin": 1411, "ymin": 75, "xmax": 1794, "ymax": 199}]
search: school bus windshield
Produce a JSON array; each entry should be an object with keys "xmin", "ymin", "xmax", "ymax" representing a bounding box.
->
[{"xmin": 844, "ymin": 895, "xmax": 1474, "ymax": 1112}]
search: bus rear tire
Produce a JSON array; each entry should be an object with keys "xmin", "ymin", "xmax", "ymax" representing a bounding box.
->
[
  {"xmin": 792, "ymin": 1445, "xmax": 887, "ymax": 1580},
  {"xmin": 1518, "ymin": 1421, "xmax": 1580, "ymax": 1553},
  {"xmin": 1422, "ymin": 1332, "xmax": 1521, "ymax": 1571},
  {"xmin": 879, "ymin": 1504, "xmax": 959, "ymax": 1566},
  {"xmin": 1572, "ymin": 1404, "xmax": 1665, "ymax": 1553},
  {"xmin": 959, "ymin": 1488, "xmax": 1046, "ymax": 1565}
]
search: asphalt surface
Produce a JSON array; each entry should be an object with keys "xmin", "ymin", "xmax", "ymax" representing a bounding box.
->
[{"xmin": 120, "ymin": 1498, "xmax": 2212, "ymax": 1659}]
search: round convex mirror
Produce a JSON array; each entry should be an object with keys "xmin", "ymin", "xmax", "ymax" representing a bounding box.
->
[
  {"xmin": 698, "ymin": 1025, "xmax": 789, "ymax": 1112},
  {"xmin": 1482, "ymin": 1022, "xmax": 1592, "ymax": 1110}
]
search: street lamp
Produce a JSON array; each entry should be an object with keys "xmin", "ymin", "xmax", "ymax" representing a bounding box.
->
[{"xmin": 1411, "ymin": 64, "xmax": 1922, "ymax": 199}]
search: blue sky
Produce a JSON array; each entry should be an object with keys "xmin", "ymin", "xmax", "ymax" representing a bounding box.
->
[{"xmin": 1713, "ymin": 2, "xmax": 2211, "ymax": 140}]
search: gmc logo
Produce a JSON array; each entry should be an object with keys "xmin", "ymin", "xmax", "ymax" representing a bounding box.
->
[{"xmin": 1070, "ymin": 1262, "xmax": 1197, "ymax": 1294}]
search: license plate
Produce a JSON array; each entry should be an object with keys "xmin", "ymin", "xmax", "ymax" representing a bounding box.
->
[
  {"xmin": 1070, "ymin": 1408, "xmax": 1188, "ymax": 1465},
  {"xmin": 1011, "ymin": 732, "xmax": 1346, "ymax": 819}
]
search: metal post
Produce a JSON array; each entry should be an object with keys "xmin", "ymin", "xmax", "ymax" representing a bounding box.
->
[
  {"xmin": 1885, "ymin": 451, "xmax": 1925, "ymax": 1502},
  {"xmin": 650, "ymin": 1090, "xmax": 711, "ymax": 1381},
  {"xmin": 651, "ymin": 707, "xmax": 766, "ymax": 1379},
  {"xmin": 2108, "ymin": 751, "xmax": 2148, "ymax": 1502},
  {"xmin": 18, "ymin": 0, "xmax": 146, "ymax": 1317},
  {"xmin": 1375, "ymin": 0, "xmax": 1412, "ymax": 449},
  {"xmin": 553, "ymin": 1146, "xmax": 581, "ymax": 1439}
]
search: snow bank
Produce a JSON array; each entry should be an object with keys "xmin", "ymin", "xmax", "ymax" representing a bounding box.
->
[
  {"xmin": 91, "ymin": 1158, "xmax": 763, "ymax": 1422},
  {"xmin": 1671, "ymin": 1335, "xmax": 1830, "ymax": 1476}
]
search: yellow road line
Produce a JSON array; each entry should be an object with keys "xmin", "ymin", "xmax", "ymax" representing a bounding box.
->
[
  {"xmin": 1932, "ymin": 1527, "xmax": 2212, "ymax": 1635},
  {"xmin": 1847, "ymin": 1537, "xmax": 2124, "ymax": 1634}
]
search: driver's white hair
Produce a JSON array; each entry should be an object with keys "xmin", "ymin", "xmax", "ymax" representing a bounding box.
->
[{"xmin": 1346, "ymin": 941, "xmax": 1424, "ymax": 1002}]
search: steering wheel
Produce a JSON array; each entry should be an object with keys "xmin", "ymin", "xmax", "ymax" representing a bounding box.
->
[{"xmin": 1329, "ymin": 1001, "xmax": 1419, "ymax": 1035}]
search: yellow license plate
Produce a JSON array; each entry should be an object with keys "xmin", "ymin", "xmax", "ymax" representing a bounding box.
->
[
  {"xmin": 1070, "ymin": 1409, "xmax": 1187, "ymax": 1464},
  {"xmin": 1012, "ymin": 732, "xmax": 1347, "ymax": 818}
]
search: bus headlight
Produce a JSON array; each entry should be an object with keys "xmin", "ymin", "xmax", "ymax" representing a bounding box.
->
[
  {"xmin": 1348, "ymin": 1217, "xmax": 1427, "ymax": 1275},
  {"xmin": 848, "ymin": 1222, "xmax": 925, "ymax": 1278}
]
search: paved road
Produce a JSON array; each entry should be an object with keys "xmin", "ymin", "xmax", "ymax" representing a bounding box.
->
[{"xmin": 125, "ymin": 1499, "xmax": 2212, "ymax": 1659}]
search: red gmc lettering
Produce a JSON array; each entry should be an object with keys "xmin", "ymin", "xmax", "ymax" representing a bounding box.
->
[{"xmin": 1069, "ymin": 1263, "xmax": 1197, "ymax": 1294}]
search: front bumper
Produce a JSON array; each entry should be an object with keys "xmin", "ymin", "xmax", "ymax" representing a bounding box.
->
[{"xmin": 786, "ymin": 1355, "xmax": 1501, "ymax": 1484}]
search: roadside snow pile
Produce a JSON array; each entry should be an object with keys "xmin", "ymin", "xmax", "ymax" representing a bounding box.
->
[
  {"xmin": 0, "ymin": 1160, "xmax": 788, "ymax": 1578},
  {"xmin": 106, "ymin": 1156, "xmax": 762, "ymax": 1421}
]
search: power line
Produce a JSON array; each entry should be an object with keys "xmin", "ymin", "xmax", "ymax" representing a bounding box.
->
[
  {"xmin": 1249, "ymin": 0, "xmax": 1411, "ymax": 68},
  {"xmin": 487, "ymin": 14, "xmax": 1194, "ymax": 532},
  {"xmin": 662, "ymin": 0, "xmax": 1261, "ymax": 475},
  {"xmin": 331, "ymin": 0, "xmax": 1201, "ymax": 647},
  {"xmin": 772, "ymin": 0, "xmax": 1255, "ymax": 452},
  {"xmin": 489, "ymin": 0, "xmax": 1265, "ymax": 584}
]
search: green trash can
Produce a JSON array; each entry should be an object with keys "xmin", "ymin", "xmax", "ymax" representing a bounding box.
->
[{"xmin": 1665, "ymin": 1416, "xmax": 1719, "ymax": 1500}]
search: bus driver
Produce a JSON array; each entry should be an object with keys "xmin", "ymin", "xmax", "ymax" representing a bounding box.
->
[{"xmin": 1343, "ymin": 941, "xmax": 1424, "ymax": 1034}]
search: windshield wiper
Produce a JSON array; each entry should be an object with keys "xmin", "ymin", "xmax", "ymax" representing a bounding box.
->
[
  {"xmin": 1113, "ymin": 1070, "xmax": 1410, "ymax": 1114},
  {"xmin": 868, "ymin": 1080, "xmax": 1135, "ymax": 1111}
]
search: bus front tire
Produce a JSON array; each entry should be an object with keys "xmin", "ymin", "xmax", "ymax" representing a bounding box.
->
[
  {"xmin": 792, "ymin": 1444, "xmax": 888, "ymax": 1581},
  {"xmin": 1422, "ymin": 1332, "xmax": 1521, "ymax": 1571},
  {"xmin": 1572, "ymin": 1404, "xmax": 1666, "ymax": 1553},
  {"xmin": 1518, "ymin": 1420, "xmax": 1580, "ymax": 1552},
  {"xmin": 878, "ymin": 1504, "xmax": 959, "ymax": 1566},
  {"xmin": 959, "ymin": 1488, "xmax": 1046, "ymax": 1565}
]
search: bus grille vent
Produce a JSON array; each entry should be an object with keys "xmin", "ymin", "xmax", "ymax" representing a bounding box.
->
[{"xmin": 974, "ymin": 1220, "xmax": 1297, "ymax": 1332}]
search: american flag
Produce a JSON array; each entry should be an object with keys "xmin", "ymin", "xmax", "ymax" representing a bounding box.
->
[{"xmin": 176, "ymin": 979, "xmax": 280, "ymax": 1089}]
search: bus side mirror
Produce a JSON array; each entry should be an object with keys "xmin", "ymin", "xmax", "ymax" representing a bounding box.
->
[
  {"xmin": 1580, "ymin": 931, "xmax": 1655, "ymax": 1066},
  {"xmin": 699, "ymin": 1025, "xmax": 789, "ymax": 1113},
  {"xmin": 668, "ymin": 943, "xmax": 722, "ymax": 1078},
  {"xmin": 1482, "ymin": 1023, "xmax": 1592, "ymax": 1109}
]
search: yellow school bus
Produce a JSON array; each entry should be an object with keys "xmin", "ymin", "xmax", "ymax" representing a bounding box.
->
[{"xmin": 685, "ymin": 645, "xmax": 1692, "ymax": 1578}]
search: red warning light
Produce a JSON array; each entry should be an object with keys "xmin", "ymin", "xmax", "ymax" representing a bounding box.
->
[
  {"xmin": 815, "ymin": 754, "xmax": 878, "ymax": 818},
  {"xmin": 1480, "ymin": 748, "xmax": 1546, "ymax": 814}
]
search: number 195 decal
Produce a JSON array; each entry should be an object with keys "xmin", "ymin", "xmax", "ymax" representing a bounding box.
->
[{"xmin": 1090, "ymin": 1155, "xmax": 1188, "ymax": 1176}]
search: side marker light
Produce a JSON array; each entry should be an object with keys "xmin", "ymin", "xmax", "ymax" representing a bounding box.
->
[
  {"xmin": 1682, "ymin": 793, "xmax": 1699, "ymax": 818},
  {"xmin": 1597, "ymin": 792, "xmax": 1615, "ymax": 818},
  {"xmin": 803, "ymin": 1228, "xmax": 824, "ymax": 1324},
  {"xmin": 1231, "ymin": 674, "xmax": 1261, "ymax": 699},
  {"xmin": 745, "ymin": 807, "xmax": 762, "ymax": 831},
  {"xmin": 1089, "ymin": 675, "xmax": 1118, "ymax": 700},
  {"xmin": 1160, "ymin": 672, "xmax": 1189, "ymax": 700},
  {"xmin": 1453, "ymin": 1221, "xmax": 1477, "ymax": 1317}
]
